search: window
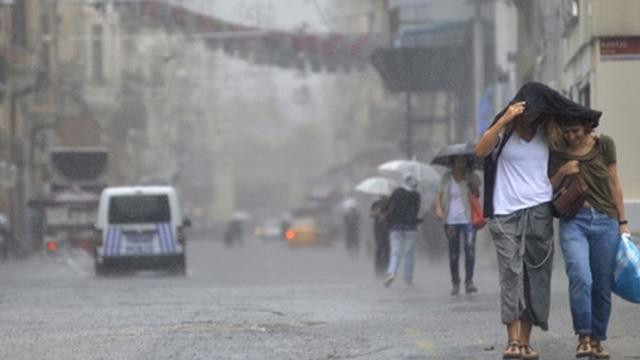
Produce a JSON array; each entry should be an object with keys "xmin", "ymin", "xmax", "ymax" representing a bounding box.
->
[
  {"xmin": 11, "ymin": 0, "xmax": 27, "ymax": 47},
  {"xmin": 564, "ymin": 0, "xmax": 580, "ymax": 29},
  {"xmin": 40, "ymin": 13, "xmax": 51, "ymax": 83},
  {"xmin": 578, "ymin": 83, "xmax": 590, "ymax": 107},
  {"xmin": 92, "ymin": 25, "xmax": 104, "ymax": 83},
  {"xmin": 108, "ymin": 195, "xmax": 171, "ymax": 224}
]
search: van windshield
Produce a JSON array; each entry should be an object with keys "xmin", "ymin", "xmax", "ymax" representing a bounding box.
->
[{"xmin": 108, "ymin": 195, "xmax": 171, "ymax": 224}]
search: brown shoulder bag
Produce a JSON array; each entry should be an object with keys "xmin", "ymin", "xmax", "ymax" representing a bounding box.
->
[{"xmin": 552, "ymin": 173, "xmax": 588, "ymax": 219}]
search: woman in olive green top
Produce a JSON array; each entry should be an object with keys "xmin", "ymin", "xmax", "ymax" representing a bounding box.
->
[{"xmin": 549, "ymin": 118, "xmax": 630, "ymax": 359}]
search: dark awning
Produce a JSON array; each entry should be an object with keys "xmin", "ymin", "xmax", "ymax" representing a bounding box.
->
[{"xmin": 370, "ymin": 46, "xmax": 469, "ymax": 92}]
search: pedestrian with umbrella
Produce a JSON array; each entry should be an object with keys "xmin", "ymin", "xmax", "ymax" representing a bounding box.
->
[
  {"xmin": 355, "ymin": 177, "xmax": 396, "ymax": 277},
  {"xmin": 383, "ymin": 173, "xmax": 422, "ymax": 288},
  {"xmin": 475, "ymin": 82, "xmax": 566, "ymax": 360},
  {"xmin": 432, "ymin": 143, "xmax": 482, "ymax": 295}
]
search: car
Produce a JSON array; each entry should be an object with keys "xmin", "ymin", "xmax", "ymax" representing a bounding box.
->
[
  {"xmin": 284, "ymin": 216, "xmax": 325, "ymax": 246},
  {"xmin": 255, "ymin": 218, "xmax": 282, "ymax": 240},
  {"xmin": 93, "ymin": 186, "xmax": 190, "ymax": 275}
]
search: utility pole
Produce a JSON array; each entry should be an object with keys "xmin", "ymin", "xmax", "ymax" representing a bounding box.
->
[
  {"xmin": 472, "ymin": 0, "xmax": 485, "ymax": 140},
  {"xmin": 8, "ymin": 87, "xmax": 17, "ymax": 256}
]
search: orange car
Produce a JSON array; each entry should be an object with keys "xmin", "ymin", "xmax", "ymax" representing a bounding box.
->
[{"xmin": 284, "ymin": 217, "xmax": 319, "ymax": 246}]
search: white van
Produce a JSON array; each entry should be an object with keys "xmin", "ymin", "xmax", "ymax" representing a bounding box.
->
[{"xmin": 94, "ymin": 186, "xmax": 189, "ymax": 275}]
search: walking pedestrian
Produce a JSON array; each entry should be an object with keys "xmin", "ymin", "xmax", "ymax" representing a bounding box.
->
[
  {"xmin": 548, "ymin": 116, "xmax": 629, "ymax": 359},
  {"xmin": 435, "ymin": 155, "xmax": 481, "ymax": 295},
  {"xmin": 384, "ymin": 173, "xmax": 421, "ymax": 288},
  {"xmin": 370, "ymin": 195, "xmax": 390, "ymax": 277},
  {"xmin": 344, "ymin": 206, "xmax": 361, "ymax": 255},
  {"xmin": 475, "ymin": 82, "xmax": 559, "ymax": 360}
]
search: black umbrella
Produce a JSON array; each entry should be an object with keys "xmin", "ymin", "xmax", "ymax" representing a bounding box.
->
[{"xmin": 431, "ymin": 142, "xmax": 483, "ymax": 170}]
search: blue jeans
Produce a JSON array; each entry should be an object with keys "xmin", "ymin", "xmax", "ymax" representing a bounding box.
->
[
  {"xmin": 444, "ymin": 223, "xmax": 476, "ymax": 286},
  {"xmin": 559, "ymin": 207, "xmax": 620, "ymax": 340},
  {"xmin": 387, "ymin": 229, "xmax": 417, "ymax": 283}
]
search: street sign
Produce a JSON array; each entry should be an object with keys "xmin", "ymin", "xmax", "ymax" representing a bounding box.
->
[{"xmin": 600, "ymin": 37, "xmax": 640, "ymax": 61}]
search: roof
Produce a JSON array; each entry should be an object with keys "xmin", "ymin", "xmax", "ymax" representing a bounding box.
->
[{"xmin": 102, "ymin": 186, "xmax": 177, "ymax": 197}]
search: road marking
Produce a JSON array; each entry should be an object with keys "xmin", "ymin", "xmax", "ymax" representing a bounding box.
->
[{"xmin": 405, "ymin": 327, "xmax": 439, "ymax": 358}]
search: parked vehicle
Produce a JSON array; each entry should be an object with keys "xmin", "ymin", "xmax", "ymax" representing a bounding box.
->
[
  {"xmin": 255, "ymin": 218, "xmax": 282, "ymax": 241},
  {"xmin": 29, "ymin": 147, "xmax": 108, "ymax": 255},
  {"xmin": 93, "ymin": 186, "xmax": 190, "ymax": 275}
]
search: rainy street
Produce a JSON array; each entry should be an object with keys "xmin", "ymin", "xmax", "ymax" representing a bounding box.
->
[
  {"xmin": 3, "ymin": 1, "xmax": 640, "ymax": 359},
  {"xmin": 1, "ymin": 234, "xmax": 639, "ymax": 360}
]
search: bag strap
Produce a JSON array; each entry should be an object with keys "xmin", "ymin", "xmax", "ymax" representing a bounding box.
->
[{"xmin": 492, "ymin": 130, "xmax": 513, "ymax": 163}]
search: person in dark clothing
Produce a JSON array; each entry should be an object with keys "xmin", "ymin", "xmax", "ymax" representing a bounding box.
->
[
  {"xmin": 370, "ymin": 195, "xmax": 390, "ymax": 277},
  {"xmin": 384, "ymin": 173, "xmax": 421, "ymax": 287},
  {"xmin": 224, "ymin": 219, "xmax": 243, "ymax": 247},
  {"xmin": 344, "ymin": 206, "xmax": 360, "ymax": 254}
]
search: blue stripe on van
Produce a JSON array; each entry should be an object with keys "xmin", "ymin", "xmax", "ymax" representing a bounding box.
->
[
  {"xmin": 157, "ymin": 223, "xmax": 166, "ymax": 254},
  {"xmin": 105, "ymin": 226, "xmax": 121, "ymax": 256},
  {"xmin": 107, "ymin": 227, "xmax": 114, "ymax": 256},
  {"xmin": 165, "ymin": 223, "xmax": 176, "ymax": 253},
  {"xmin": 106, "ymin": 228, "xmax": 112, "ymax": 256},
  {"xmin": 115, "ymin": 227, "xmax": 122, "ymax": 255},
  {"xmin": 156, "ymin": 223, "xmax": 167, "ymax": 254},
  {"xmin": 156, "ymin": 223, "xmax": 175, "ymax": 254}
]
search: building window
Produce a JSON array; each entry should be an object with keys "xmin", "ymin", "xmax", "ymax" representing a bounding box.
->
[
  {"xmin": 92, "ymin": 25, "xmax": 104, "ymax": 84},
  {"xmin": 11, "ymin": 0, "xmax": 27, "ymax": 47},
  {"xmin": 40, "ymin": 14, "xmax": 51, "ymax": 83},
  {"xmin": 578, "ymin": 83, "xmax": 590, "ymax": 108},
  {"xmin": 564, "ymin": 0, "xmax": 580, "ymax": 29}
]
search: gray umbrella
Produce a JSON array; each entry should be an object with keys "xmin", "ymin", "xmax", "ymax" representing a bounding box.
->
[{"xmin": 430, "ymin": 142, "xmax": 483, "ymax": 170}]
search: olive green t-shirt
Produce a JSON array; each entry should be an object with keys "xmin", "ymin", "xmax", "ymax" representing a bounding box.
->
[{"xmin": 548, "ymin": 134, "xmax": 618, "ymax": 219}]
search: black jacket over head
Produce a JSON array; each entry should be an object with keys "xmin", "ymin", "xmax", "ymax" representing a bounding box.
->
[{"xmin": 482, "ymin": 82, "xmax": 603, "ymax": 217}]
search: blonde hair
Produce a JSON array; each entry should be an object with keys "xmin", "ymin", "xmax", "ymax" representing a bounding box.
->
[{"xmin": 542, "ymin": 116, "xmax": 565, "ymax": 151}]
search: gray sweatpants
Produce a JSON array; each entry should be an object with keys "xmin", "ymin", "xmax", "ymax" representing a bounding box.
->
[{"xmin": 489, "ymin": 202, "xmax": 554, "ymax": 330}]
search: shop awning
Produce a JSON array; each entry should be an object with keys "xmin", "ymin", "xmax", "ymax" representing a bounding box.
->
[{"xmin": 370, "ymin": 45, "xmax": 469, "ymax": 92}]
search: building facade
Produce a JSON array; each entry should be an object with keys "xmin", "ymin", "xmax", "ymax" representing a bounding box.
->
[{"xmin": 513, "ymin": 0, "xmax": 640, "ymax": 230}]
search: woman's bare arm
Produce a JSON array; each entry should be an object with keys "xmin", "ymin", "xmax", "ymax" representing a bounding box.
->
[
  {"xmin": 435, "ymin": 191, "xmax": 444, "ymax": 220},
  {"xmin": 609, "ymin": 162, "xmax": 631, "ymax": 234},
  {"xmin": 475, "ymin": 101, "xmax": 525, "ymax": 158}
]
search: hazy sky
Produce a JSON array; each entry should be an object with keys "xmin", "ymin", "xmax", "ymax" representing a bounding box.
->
[{"xmin": 183, "ymin": 0, "xmax": 332, "ymax": 32}]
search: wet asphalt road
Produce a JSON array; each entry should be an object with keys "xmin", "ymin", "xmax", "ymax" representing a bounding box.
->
[{"xmin": 0, "ymin": 233, "xmax": 639, "ymax": 360}]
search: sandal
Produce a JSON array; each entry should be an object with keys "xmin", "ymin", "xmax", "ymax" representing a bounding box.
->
[
  {"xmin": 520, "ymin": 343, "xmax": 539, "ymax": 360},
  {"xmin": 591, "ymin": 340, "xmax": 610, "ymax": 359},
  {"xmin": 576, "ymin": 337, "xmax": 592, "ymax": 358},
  {"xmin": 502, "ymin": 339, "xmax": 521, "ymax": 359}
]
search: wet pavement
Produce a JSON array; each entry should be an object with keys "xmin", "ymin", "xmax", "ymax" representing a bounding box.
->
[{"xmin": 0, "ymin": 234, "xmax": 639, "ymax": 359}]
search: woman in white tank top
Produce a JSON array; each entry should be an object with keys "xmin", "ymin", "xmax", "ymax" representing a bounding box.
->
[{"xmin": 476, "ymin": 90, "xmax": 555, "ymax": 360}]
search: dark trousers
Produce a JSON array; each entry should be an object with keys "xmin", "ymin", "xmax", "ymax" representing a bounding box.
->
[
  {"xmin": 444, "ymin": 223, "xmax": 476, "ymax": 285},
  {"xmin": 374, "ymin": 223, "xmax": 390, "ymax": 277}
]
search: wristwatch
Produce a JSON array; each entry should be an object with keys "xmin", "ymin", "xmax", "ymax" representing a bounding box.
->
[{"xmin": 619, "ymin": 220, "xmax": 628, "ymax": 225}]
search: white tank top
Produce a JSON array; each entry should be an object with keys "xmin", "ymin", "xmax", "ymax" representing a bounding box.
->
[
  {"xmin": 446, "ymin": 180, "xmax": 469, "ymax": 224},
  {"xmin": 493, "ymin": 129, "xmax": 553, "ymax": 215}
]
